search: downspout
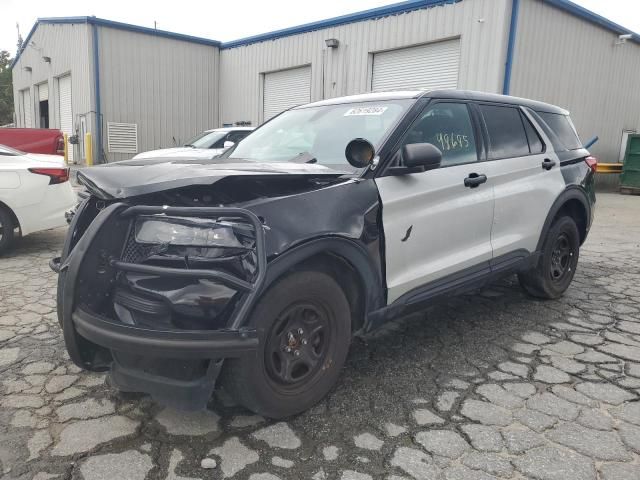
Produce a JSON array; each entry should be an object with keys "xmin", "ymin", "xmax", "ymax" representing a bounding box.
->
[
  {"xmin": 91, "ymin": 20, "xmax": 103, "ymax": 163},
  {"xmin": 502, "ymin": 0, "xmax": 520, "ymax": 95}
]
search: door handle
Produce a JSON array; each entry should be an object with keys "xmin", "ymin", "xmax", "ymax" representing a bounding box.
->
[
  {"xmin": 542, "ymin": 158, "xmax": 556, "ymax": 170},
  {"xmin": 464, "ymin": 173, "xmax": 487, "ymax": 188}
]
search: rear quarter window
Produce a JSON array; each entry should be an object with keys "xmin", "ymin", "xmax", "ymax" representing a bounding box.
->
[{"xmin": 537, "ymin": 112, "xmax": 582, "ymax": 150}]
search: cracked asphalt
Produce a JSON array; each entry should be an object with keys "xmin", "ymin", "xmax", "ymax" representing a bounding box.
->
[{"xmin": 2, "ymin": 192, "xmax": 640, "ymax": 480}]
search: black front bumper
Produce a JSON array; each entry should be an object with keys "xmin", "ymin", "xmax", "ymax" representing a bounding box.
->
[{"xmin": 55, "ymin": 202, "xmax": 266, "ymax": 410}]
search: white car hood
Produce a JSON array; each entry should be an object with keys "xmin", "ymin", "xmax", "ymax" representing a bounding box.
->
[{"xmin": 133, "ymin": 147, "xmax": 225, "ymax": 160}]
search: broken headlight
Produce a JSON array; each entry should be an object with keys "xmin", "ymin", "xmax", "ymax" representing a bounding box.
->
[{"xmin": 135, "ymin": 216, "xmax": 245, "ymax": 248}]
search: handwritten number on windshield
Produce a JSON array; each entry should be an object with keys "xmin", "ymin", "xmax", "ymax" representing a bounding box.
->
[{"xmin": 435, "ymin": 132, "xmax": 469, "ymax": 152}]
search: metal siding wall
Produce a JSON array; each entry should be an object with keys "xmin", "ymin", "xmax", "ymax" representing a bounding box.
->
[
  {"xmin": 510, "ymin": 0, "xmax": 640, "ymax": 187},
  {"xmin": 12, "ymin": 23, "xmax": 92, "ymax": 136},
  {"xmin": 98, "ymin": 27, "xmax": 219, "ymax": 162},
  {"xmin": 219, "ymin": 0, "xmax": 512, "ymax": 126}
]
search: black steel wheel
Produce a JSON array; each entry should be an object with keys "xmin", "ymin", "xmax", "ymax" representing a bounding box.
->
[
  {"xmin": 265, "ymin": 302, "xmax": 333, "ymax": 388},
  {"xmin": 222, "ymin": 270, "xmax": 351, "ymax": 418},
  {"xmin": 549, "ymin": 233, "xmax": 573, "ymax": 283},
  {"xmin": 519, "ymin": 216, "xmax": 580, "ymax": 299}
]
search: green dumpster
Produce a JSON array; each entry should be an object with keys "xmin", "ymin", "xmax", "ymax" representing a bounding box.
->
[{"xmin": 620, "ymin": 134, "xmax": 640, "ymax": 194}]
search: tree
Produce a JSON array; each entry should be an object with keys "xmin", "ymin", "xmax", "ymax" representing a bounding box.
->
[{"xmin": 0, "ymin": 51, "xmax": 14, "ymax": 126}]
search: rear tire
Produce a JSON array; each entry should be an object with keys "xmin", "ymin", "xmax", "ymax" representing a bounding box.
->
[
  {"xmin": 222, "ymin": 270, "xmax": 351, "ymax": 418},
  {"xmin": 518, "ymin": 216, "xmax": 580, "ymax": 299},
  {"xmin": 0, "ymin": 207, "xmax": 16, "ymax": 255}
]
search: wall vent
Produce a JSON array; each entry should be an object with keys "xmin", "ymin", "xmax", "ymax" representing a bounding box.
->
[{"xmin": 107, "ymin": 122, "xmax": 138, "ymax": 154}]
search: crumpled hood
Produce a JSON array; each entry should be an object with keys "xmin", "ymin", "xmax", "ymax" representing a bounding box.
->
[
  {"xmin": 77, "ymin": 157, "xmax": 349, "ymax": 199},
  {"xmin": 133, "ymin": 147, "xmax": 225, "ymax": 160}
]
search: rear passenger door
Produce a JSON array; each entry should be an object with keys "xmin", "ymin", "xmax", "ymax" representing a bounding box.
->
[
  {"xmin": 476, "ymin": 104, "xmax": 565, "ymax": 260},
  {"xmin": 376, "ymin": 102, "xmax": 495, "ymax": 304}
]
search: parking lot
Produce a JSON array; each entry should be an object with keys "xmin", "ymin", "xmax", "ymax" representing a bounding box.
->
[{"xmin": 1, "ymin": 191, "xmax": 639, "ymax": 480}]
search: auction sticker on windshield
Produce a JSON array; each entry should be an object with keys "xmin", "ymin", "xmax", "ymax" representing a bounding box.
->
[{"xmin": 344, "ymin": 106, "xmax": 388, "ymax": 116}]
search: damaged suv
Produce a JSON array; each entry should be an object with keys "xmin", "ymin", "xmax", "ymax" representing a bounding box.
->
[{"xmin": 53, "ymin": 90, "xmax": 595, "ymax": 418}]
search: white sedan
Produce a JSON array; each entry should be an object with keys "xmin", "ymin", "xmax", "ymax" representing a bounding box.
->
[
  {"xmin": 133, "ymin": 127, "xmax": 254, "ymax": 160},
  {"xmin": 0, "ymin": 144, "xmax": 76, "ymax": 254}
]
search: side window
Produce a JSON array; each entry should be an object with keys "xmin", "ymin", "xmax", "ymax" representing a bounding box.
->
[
  {"xmin": 480, "ymin": 104, "xmax": 530, "ymax": 159},
  {"xmin": 521, "ymin": 113, "xmax": 544, "ymax": 154},
  {"xmin": 211, "ymin": 136, "xmax": 227, "ymax": 149},
  {"xmin": 538, "ymin": 112, "xmax": 582, "ymax": 150},
  {"xmin": 401, "ymin": 102, "xmax": 478, "ymax": 166},
  {"xmin": 227, "ymin": 131, "xmax": 249, "ymax": 144}
]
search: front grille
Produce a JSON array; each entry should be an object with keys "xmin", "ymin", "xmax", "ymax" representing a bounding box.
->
[{"xmin": 121, "ymin": 229, "xmax": 167, "ymax": 263}]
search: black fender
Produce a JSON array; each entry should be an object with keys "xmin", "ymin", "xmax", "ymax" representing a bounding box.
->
[
  {"xmin": 247, "ymin": 236, "xmax": 386, "ymax": 328},
  {"xmin": 535, "ymin": 185, "xmax": 592, "ymax": 252}
]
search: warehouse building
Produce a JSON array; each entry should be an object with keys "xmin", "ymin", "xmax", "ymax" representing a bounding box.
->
[
  {"xmin": 11, "ymin": 0, "xmax": 640, "ymax": 180},
  {"xmin": 11, "ymin": 17, "xmax": 219, "ymax": 163}
]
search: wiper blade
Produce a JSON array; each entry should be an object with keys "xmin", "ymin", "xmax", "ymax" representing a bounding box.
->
[
  {"xmin": 184, "ymin": 144, "xmax": 195, "ymax": 148},
  {"xmin": 289, "ymin": 152, "xmax": 317, "ymax": 164}
]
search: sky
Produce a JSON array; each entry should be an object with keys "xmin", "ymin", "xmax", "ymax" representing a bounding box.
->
[{"xmin": 1, "ymin": 0, "xmax": 639, "ymax": 56}]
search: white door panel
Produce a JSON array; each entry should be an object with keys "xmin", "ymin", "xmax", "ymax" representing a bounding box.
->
[
  {"xmin": 58, "ymin": 75, "xmax": 73, "ymax": 163},
  {"xmin": 483, "ymin": 154, "xmax": 564, "ymax": 257},
  {"xmin": 376, "ymin": 166, "xmax": 494, "ymax": 304},
  {"xmin": 263, "ymin": 66, "xmax": 311, "ymax": 121},
  {"xmin": 372, "ymin": 39, "xmax": 460, "ymax": 92}
]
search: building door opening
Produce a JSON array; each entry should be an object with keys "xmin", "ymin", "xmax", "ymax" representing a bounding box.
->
[
  {"xmin": 39, "ymin": 100, "xmax": 49, "ymax": 128},
  {"xmin": 37, "ymin": 82, "xmax": 49, "ymax": 128}
]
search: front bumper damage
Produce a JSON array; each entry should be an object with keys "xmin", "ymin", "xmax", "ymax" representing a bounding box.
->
[{"xmin": 53, "ymin": 202, "xmax": 267, "ymax": 410}]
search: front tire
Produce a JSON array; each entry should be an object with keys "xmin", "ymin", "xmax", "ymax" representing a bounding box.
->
[
  {"xmin": 222, "ymin": 270, "xmax": 351, "ymax": 418},
  {"xmin": 0, "ymin": 208, "xmax": 16, "ymax": 255},
  {"xmin": 518, "ymin": 216, "xmax": 580, "ymax": 299}
]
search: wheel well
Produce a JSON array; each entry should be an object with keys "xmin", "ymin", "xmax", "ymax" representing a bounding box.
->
[
  {"xmin": 288, "ymin": 252, "xmax": 366, "ymax": 333},
  {"xmin": 0, "ymin": 201, "xmax": 20, "ymax": 234},
  {"xmin": 554, "ymin": 199, "xmax": 587, "ymax": 244}
]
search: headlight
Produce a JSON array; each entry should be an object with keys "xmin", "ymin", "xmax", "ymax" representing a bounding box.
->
[{"xmin": 134, "ymin": 215, "xmax": 246, "ymax": 248}]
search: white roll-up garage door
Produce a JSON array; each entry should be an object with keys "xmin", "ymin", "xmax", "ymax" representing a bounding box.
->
[
  {"xmin": 58, "ymin": 75, "xmax": 73, "ymax": 163},
  {"xmin": 263, "ymin": 66, "xmax": 311, "ymax": 121},
  {"xmin": 21, "ymin": 89, "xmax": 32, "ymax": 128},
  {"xmin": 38, "ymin": 83, "xmax": 49, "ymax": 102},
  {"xmin": 371, "ymin": 39, "xmax": 460, "ymax": 92}
]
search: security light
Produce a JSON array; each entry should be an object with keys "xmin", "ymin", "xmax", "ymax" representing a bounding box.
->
[
  {"xmin": 616, "ymin": 33, "xmax": 633, "ymax": 45},
  {"xmin": 24, "ymin": 66, "xmax": 32, "ymax": 72},
  {"xmin": 325, "ymin": 38, "xmax": 339, "ymax": 48},
  {"xmin": 43, "ymin": 56, "xmax": 51, "ymax": 63}
]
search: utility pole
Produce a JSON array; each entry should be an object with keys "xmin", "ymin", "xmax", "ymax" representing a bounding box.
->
[{"xmin": 16, "ymin": 23, "xmax": 23, "ymax": 53}]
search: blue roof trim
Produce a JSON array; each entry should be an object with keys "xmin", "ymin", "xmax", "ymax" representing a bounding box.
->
[
  {"xmin": 543, "ymin": 0, "xmax": 640, "ymax": 44},
  {"xmin": 88, "ymin": 17, "xmax": 221, "ymax": 46},
  {"xmin": 11, "ymin": 16, "xmax": 220, "ymax": 68},
  {"xmin": 220, "ymin": 0, "xmax": 460, "ymax": 49}
]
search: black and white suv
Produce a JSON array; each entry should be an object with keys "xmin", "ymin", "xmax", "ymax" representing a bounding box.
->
[{"xmin": 53, "ymin": 90, "xmax": 596, "ymax": 418}]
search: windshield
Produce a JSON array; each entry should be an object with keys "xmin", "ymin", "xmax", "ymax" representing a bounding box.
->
[
  {"xmin": 228, "ymin": 100, "xmax": 413, "ymax": 169},
  {"xmin": 0, "ymin": 144, "xmax": 24, "ymax": 156},
  {"xmin": 185, "ymin": 131, "xmax": 227, "ymax": 149}
]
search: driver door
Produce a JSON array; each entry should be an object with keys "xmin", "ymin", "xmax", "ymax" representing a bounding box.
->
[{"xmin": 375, "ymin": 101, "xmax": 495, "ymax": 304}]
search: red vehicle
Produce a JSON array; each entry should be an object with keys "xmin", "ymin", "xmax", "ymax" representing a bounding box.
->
[{"xmin": 0, "ymin": 128, "xmax": 65, "ymax": 156}]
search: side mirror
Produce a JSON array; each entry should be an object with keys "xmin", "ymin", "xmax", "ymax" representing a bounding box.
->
[
  {"xmin": 403, "ymin": 143, "xmax": 442, "ymax": 169},
  {"xmin": 345, "ymin": 138, "xmax": 375, "ymax": 168},
  {"xmin": 223, "ymin": 140, "xmax": 235, "ymax": 149},
  {"xmin": 388, "ymin": 143, "xmax": 442, "ymax": 175}
]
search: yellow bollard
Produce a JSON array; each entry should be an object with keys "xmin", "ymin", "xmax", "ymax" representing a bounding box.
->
[
  {"xmin": 63, "ymin": 133, "xmax": 69, "ymax": 165},
  {"xmin": 85, "ymin": 132, "xmax": 93, "ymax": 166}
]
